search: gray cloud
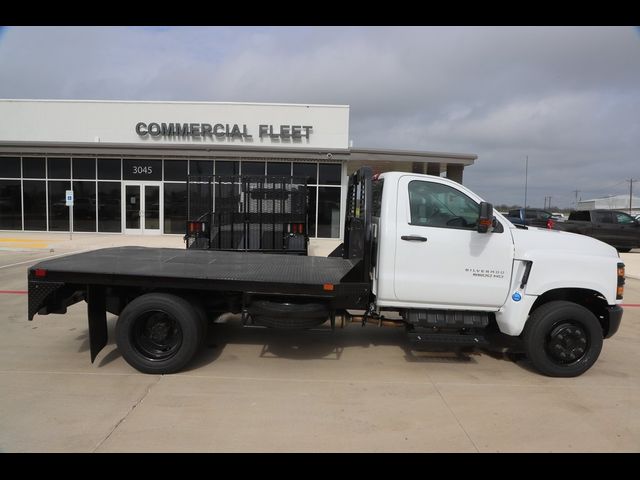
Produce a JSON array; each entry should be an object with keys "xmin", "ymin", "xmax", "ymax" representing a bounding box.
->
[{"xmin": 0, "ymin": 26, "xmax": 638, "ymax": 208}]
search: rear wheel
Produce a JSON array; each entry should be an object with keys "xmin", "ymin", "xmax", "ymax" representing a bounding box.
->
[
  {"xmin": 522, "ymin": 301, "xmax": 603, "ymax": 377},
  {"xmin": 116, "ymin": 293, "xmax": 204, "ymax": 374}
]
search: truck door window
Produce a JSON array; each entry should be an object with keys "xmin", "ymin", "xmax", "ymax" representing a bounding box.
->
[
  {"xmin": 594, "ymin": 212, "xmax": 614, "ymax": 223},
  {"xmin": 615, "ymin": 212, "xmax": 635, "ymax": 224},
  {"xmin": 408, "ymin": 180, "xmax": 479, "ymax": 230}
]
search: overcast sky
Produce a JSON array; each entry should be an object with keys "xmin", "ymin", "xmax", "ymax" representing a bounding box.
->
[{"xmin": 1, "ymin": 26, "xmax": 638, "ymax": 208}]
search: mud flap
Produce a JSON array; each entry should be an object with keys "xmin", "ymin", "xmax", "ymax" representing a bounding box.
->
[{"xmin": 87, "ymin": 285, "xmax": 107, "ymax": 363}]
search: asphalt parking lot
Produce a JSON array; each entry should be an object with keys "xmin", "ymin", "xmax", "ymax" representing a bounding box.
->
[{"xmin": 1, "ymin": 233, "xmax": 639, "ymax": 452}]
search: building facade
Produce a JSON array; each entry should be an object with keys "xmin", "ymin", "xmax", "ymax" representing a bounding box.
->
[{"xmin": 0, "ymin": 100, "xmax": 477, "ymax": 245}]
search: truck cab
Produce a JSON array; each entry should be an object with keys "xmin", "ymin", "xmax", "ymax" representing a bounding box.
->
[{"xmin": 367, "ymin": 171, "xmax": 623, "ymax": 376}]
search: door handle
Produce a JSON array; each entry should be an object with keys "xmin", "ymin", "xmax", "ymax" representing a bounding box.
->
[{"xmin": 401, "ymin": 235, "xmax": 427, "ymax": 242}]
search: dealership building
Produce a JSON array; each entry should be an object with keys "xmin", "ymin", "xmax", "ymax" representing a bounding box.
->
[{"xmin": 0, "ymin": 99, "xmax": 477, "ymax": 246}]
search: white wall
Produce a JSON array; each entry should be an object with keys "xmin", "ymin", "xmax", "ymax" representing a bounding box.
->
[{"xmin": 0, "ymin": 99, "xmax": 349, "ymax": 151}]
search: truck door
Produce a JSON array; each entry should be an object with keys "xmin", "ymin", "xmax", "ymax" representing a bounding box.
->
[
  {"xmin": 613, "ymin": 211, "xmax": 639, "ymax": 248},
  {"xmin": 394, "ymin": 176, "xmax": 514, "ymax": 309},
  {"xmin": 592, "ymin": 211, "xmax": 616, "ymax": 245}
]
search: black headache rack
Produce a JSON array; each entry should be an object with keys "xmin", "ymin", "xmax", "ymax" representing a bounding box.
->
[
  {"xmin": 185, "ymin": 174, "xmax": 309, "ymax": 255},
  {"xmin": 330, "ymin": 166, "xmax": 374, "ymax": 284}
]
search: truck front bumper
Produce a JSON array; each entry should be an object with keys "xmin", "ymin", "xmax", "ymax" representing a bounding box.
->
[{"xmin": 605, "ymin": 305, "xmax": 623, "ymax": 339}]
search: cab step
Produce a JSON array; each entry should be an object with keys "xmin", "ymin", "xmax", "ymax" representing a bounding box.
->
[{"xmin": 408, "ymin": 331, "xmax": 489, "ymax": 348}]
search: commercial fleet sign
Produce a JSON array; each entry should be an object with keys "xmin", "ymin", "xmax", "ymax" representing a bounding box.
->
[{"xmin": 135, "ymin": 122, "xmax": 313, "ymax": 141}]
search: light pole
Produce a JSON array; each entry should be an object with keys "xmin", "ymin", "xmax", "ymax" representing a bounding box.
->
[{"xmin": 524, "ymin": 155, "xmax": 528, "ymax": 215}]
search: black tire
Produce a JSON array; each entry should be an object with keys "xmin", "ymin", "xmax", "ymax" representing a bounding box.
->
[
  {"xmin": 522, "ymin": 300, "xmax": 603, "ymax": 377},
  {"xmin": 116, "ymin": 293, "xmax": 204, "ymax": 374}
]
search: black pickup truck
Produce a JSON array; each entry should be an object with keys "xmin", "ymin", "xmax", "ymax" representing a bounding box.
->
[{"xmin": 553, "ymin": 209, "xmax": 640, "ymax": 252}]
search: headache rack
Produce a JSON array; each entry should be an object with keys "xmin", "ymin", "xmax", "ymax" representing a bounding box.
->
[{"xmin": 185, "ymin": 174, "xmax": 309, "ymax": 254}]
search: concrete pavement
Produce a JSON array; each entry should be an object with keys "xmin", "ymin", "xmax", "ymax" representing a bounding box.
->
[{"xmin": 0, "ymin": 232, "xmax": 639, "ymax": 452}]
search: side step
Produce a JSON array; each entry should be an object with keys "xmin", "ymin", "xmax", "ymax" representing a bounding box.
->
[
  {"xmin": 408, "ymin": 331, "xmax": 489, "ymax": 349},
  {"xmin": 406, "ymin": 309, "xmax": 490, "ymax": 328}
]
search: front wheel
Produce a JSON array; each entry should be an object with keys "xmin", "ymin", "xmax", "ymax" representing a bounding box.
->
[
  {"xmin": 116, "ymin": 293, "xmax": 204, "ymax": 374},
  {"xmin": 522, "ymin": 301, "xmax": 603, "ymax": 377}
]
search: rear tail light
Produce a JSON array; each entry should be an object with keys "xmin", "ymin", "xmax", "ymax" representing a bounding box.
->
[
  {"xmin": 187, "ymin": 221, "xmax": 205, "ymax": 233},
  {"xmin": 547, "ymin": 218, "xmax": 555, "ymax": 229},
  {"xmin": 288, "ymin": 224, "xmax": 304, "ymax": 234},
  {"xmin": 34, "ymin": 268, "xmax": 47, "ymax": 278}
]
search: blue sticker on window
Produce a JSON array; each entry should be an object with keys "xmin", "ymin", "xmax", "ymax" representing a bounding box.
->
[{"xmin": 512, "ymin": 292, "xmax": 522, "ymax": 302}]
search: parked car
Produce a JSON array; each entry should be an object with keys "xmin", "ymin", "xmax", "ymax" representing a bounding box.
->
[
  {"xmin": 506, "ymin": 208, "xmax": 555, "ymax": 228},
  {"xmin": 551, "ymin": 212, "xmax": 567, "ymax": 222},
  {"xmin": 553, "ymin": 209, "xmax": 640, "ymax": 252}
]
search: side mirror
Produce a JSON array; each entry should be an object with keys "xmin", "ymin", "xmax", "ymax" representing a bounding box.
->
[{"xmin": 478, "ymin": 202, "xmax": 494, "ymax": 233}]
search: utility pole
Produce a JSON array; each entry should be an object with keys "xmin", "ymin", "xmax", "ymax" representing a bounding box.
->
[
  {"xmin": 572, "ymin": 189, "xmax": 580, "ymax": 209},
  {"xmin": 627, "ymin": 179, "xmax": 637, "ymax": 215}
]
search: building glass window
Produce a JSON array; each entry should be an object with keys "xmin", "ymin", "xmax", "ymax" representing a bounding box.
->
[
  {"xmin": 241, "ymin": 161, "xmax": 265, "ymax": 176},
  {"xmin": 215, "ymin": 160, "xmax": 239, "ymax": 176},
  {"xmin": 164, "ymin": 183, "xmax": 187, "ymax": 234},
  {"xmin": 98, "ymin": 158, "xmax": 121, "ymax": 180},
  {"xmin": 319, "ymin": 163, "xmax": 341, "ymax": 185},
  {"xmin": 48, "ymin": 180, "xmax": 71, "ymax": 231},
  {"xmin": 190, "ymin": 160, "xmax": 213, "ymax": 176},
  {"xmin": 98, "ymin": 182, "xmax": 121, "ymax": 232},
  {"xmin": 72, "ymin": 157, "xmax": 96, "ymax": 179},
  {"xmin": 307, "ymin": 186, "xmax": 317, "ymax": 237},
  {"xmin": 23, "ymin": 157, "xmax": 46, "ymax": 179},
  {"xmin": 23, "ymin": 180, "xmax": 47, "ymax": 230},
  {"xmin": 267, "ymin": 162, "xmax": 292, "ymax": 176},
  {"xmin": 164, "ymin": 160, "xmax": 188, "ymax": 181},
  {"xmin": 293, "ymin": 162, "xmax": 317, "ymax": 184},
  {"xmin": 0, "ymin": 157, "xmax": 21, "ymax": 178},
  {"xmin": 72, "ymin": 181, "xmax": 96, "ymax": 232},
  {"xmin": 0, "ymin": 180, "xmax": 22, "ymax": 230},
  {"xmin": 317, "ymin": 187, "xmax": 341, "ymax": 238},
  {"xmin": 48, "ymin": 158, "xmax": 71, "ymax": 179}
]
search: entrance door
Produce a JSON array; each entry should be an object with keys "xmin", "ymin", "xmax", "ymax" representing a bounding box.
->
[
  {"xmin": 393, "ymin": 175, "xmax": 514, "ymax": 309},
  {"xmin": 123, "ymin": 182, "xmax": 162, "ymax": 235}
]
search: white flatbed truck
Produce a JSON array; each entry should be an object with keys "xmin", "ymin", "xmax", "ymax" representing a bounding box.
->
[{"xmin": 28, "ymin": 167, "xmax": 625, "ymax": 377}]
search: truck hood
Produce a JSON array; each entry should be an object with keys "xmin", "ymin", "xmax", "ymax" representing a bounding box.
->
[{"xmin": 510, "ymin": 226, "xmax": 619, "ymax": 260}]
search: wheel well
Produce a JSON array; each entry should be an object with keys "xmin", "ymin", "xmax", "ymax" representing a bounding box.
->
[
  {"xmin": 106, "ymin": 288, "xmax": 239, "ymax": 316},
  {"xmin": 529, "ymin": 288, "xmax": 611, "ymax": 337}
]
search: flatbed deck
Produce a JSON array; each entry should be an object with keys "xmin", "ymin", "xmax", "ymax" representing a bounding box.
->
[
  {"xmin": 29, "ymin": 247, "xmax": 369, "ymax": 316},
  {"xmin": 34, "ymin": 246, "xmax": 357, "ymax": 285}
]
